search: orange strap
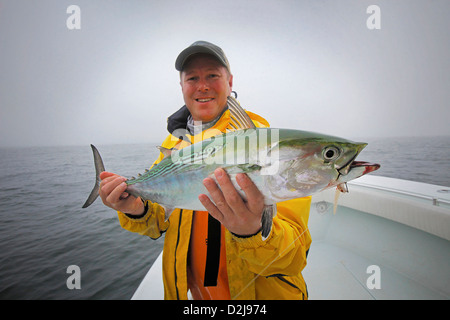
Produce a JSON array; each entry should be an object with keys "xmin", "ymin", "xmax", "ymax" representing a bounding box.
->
[{"xmin": 187, "ymin": 211, "xmax": 230, "ymax": 300}]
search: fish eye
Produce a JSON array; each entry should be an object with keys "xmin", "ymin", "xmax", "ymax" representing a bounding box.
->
[{"xmin": 323, "ymin": 146, "xmax": 340, "ymax": 161}]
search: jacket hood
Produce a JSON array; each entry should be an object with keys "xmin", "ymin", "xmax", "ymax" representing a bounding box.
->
[{"xmin": 167, "ymin": 105, "xmax": 191, "ymax": 135}]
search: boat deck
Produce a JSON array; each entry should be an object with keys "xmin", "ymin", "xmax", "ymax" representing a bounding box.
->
[
  {"xmin": 304, "ymin": 201, "xmax": 449, "ymax": 299},
  {"xmin": 132, "ymin": 176, "xmax": 450, "ymax": 300}
]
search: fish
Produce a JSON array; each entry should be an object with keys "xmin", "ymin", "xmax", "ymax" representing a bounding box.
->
[{"xmin": 82, "ymin": 97, "xmax": 380, "ymax": 240}]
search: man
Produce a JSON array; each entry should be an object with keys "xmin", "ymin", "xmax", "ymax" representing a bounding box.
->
[{"xmin": 99, "ymin": 41, "xmax": 311, "ymax": 300}]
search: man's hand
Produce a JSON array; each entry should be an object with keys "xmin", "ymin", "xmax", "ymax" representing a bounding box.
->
[
  {"xmin": 99, "ymin": 171, "xmax": 145, "ymax": 215},
  {"xmin": 198, "ymin": 168, "xmax": 265, "ymax": 236}
]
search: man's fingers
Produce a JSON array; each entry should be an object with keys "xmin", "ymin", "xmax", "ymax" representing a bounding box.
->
[
  {"xmin": 202, "ymin": 176, "xmax": 233, "ymax": 216},
  {"xmin": 97, "ymin": 171, "xmax": 143, "ymax": 214},
  {"xmin": 100, "ymin": 176, "xmax": 126, "ymax": 197},
  {"xmin": 200, "ymin": 169, "xmax": 265, "ymax": 237},
  {"xmin": 100, "ymin": 176, "xmax": 130, "ymax": 210},
  {"xmin": 100, "ymin": 176, "xmax": 118, "ymax": 188},
  {"xmin": 100, "ymin": 171, "xmax": 116, "ymax": 180},
  {"xmin": 198, "ymin": 194, "xmax": 224, "ymax": 223},
  {"xmin": 100, "ymin": 173, "xmax": 125, "ymax": 187},
  {"xmin": 213, "ymin": 168, "xmax": 245, "ymax": 214},
  {"xmin": 236, "ymin": 173, "xmax": 265, "ymax": 215},
  {"xmin": 106, "ymin": 181, "xmax": 128, "ymax": 206}
]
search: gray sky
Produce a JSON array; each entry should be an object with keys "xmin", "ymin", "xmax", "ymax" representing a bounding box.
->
[{"xmin": 1, "ymin": 0, "xmax": 449, "ymax": 147}]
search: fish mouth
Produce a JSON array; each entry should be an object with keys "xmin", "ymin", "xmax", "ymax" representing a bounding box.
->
[
  {"xmin": 336, "ymin": 143, "xmax": 376, "ymax": 176},
  {"xmin": 338, "ymin": 159, "xmax": 380, "ymax": 176},
  {"xmin": 337, "ymin": 153, "xmax": 358, "ymax": 176},
  {"xmin": 349, "ymin": 161, "xmax": 380, "ymax": 174}
]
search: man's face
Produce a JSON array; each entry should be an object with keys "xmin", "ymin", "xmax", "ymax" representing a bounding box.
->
[{"xmin": 180, "ymin": 54, "xmax": 233, "ymax": 122}]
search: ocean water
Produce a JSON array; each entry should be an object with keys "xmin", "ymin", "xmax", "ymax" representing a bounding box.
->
[
  {"xmin": 0, "ymin": 144, "xmax": 164, "ymax": 300},
  {"xmin": 0, "ymin": 136, "xmax": 449, "ymax": 300},
  {"xmin": 357, "ymin": 136, "xmax": 450, "ymax": 187}
]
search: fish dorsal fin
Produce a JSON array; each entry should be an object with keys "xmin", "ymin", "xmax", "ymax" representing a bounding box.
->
[
  {"xmin": 157, "ymin": 146, "xmax": 175, "ymax": 158},
  {"xmin": 227, "ymin": 96, "xmax": 256, "ymax": 131}
]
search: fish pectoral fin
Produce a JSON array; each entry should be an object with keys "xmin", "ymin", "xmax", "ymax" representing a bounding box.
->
[
  {"xmin": 160, "ymin": 204, "xmax": 176, "ymax": 221},
  {"xmin": 260, "ymin": 160, "xmax": 280, "ymax": 176},
  {"xmin": 261, "ymin": 204, "xmax": 276, "ymax": 241},
  {"xmin": 224, "ymin": 164, "xmax": 262, "ymax": 175}
]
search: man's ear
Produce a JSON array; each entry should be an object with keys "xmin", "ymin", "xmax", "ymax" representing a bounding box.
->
[{"xmin": 228, "ymin": 74, "xmax": 233, "ymax": 92}]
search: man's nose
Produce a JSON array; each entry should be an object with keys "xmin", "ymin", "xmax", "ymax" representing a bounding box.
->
[{"xmin": 197, "ymin": 79, "xmax": 209, "ymax": 92}]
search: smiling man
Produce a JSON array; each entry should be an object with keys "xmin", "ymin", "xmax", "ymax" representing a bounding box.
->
[
  {"xmin": 179, "ymin": 52, "xmax": 233, "ymax": 122},
  {"xmin": 99, "ymin": 41, "xmax": 312, "ymax": 300}
]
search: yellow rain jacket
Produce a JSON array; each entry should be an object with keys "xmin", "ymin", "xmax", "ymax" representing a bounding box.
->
[{"xmin": 117, "ymin": 107, "xmax": 312, "ymax": 300}]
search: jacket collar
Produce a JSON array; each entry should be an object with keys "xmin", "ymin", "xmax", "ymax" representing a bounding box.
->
[
  {"xmin": 167, "ymin": 105, "xmax": 228, "ymax": 135},
  {"xmin": 167, "ymin": 105, "xmax": 191, "ymax": 135}
]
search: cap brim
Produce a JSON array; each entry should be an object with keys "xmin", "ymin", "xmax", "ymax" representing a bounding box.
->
[{"xmin": 175, "ymin": 45, "xmax": 228, "ymax": 71}]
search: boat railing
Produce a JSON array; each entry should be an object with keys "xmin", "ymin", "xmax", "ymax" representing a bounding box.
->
[{"xmin": 349, "ymin": 180, "xmax": 450, "ymax": 208}]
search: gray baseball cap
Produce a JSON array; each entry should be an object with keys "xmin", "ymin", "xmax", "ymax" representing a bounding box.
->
[{"xmin": 175, "ymin": 41, "xmax": 231, "ymax": 72}]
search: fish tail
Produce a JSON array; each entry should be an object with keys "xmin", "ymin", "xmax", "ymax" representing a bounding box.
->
[
  {"xmin": 261, "ymin": 204, "xmax": 276, "ymax": 240},
  {"xmin": 82, "ymin": 144, "xmax": 106, "ymax": 208}
]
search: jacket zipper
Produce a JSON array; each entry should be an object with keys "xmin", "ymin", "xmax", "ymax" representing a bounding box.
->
[{"xmin": 174, "ymin": 209, "xmax": 183, "ymax": 300}]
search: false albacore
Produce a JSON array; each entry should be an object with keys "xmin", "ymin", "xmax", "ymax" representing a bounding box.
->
[{"xmin": 82, "ymin": 97, "xmax": 380, "ymax": 239}]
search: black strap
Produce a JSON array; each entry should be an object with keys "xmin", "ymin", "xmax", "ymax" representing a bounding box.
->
[{"xmin": 203, "ymin": 214, "xmax": 221, "ymax": 287}]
